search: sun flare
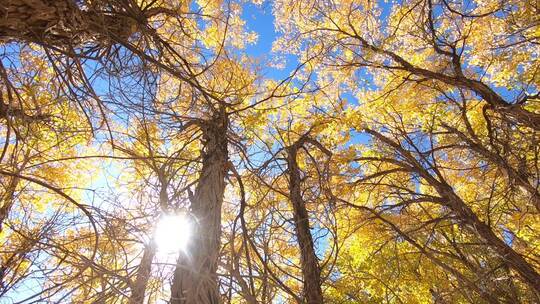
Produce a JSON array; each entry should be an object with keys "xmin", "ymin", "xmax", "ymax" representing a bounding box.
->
[{"xmin": 154, "ymin": 214, "xmax": 191, "ymax": 253}]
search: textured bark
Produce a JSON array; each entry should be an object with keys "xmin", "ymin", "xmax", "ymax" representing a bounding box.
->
[
  {"xmin": 0, "ymin": 0, "xmax": 137, "ymax": 47},
  {"xmin": 170, "ymin": 114, "xmax": 228, "ymax": 304},
  {"xmin": 286, "ymin": 145, "xmax": 324, "ymax": 304}
]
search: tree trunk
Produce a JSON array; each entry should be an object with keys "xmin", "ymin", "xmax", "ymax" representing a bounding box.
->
[
  {"xmin": 130, "ymin": 173, "xmax": 170, "ymax": 303},
  {"xmin": 129, "ymin": 241, "xmax": 156, "ymax": 304},
  {"xmin": 437, "ymin": 184, "xmax": 540, "ymax": 293},
  {"xmin": 170, "ymin": 114, "xmax": 228, "ymax": 304},
  {"xmin": 367, "ymin": 128, "xmax": 540, "ymax": 294},
  {"xmin": 286, "ymin": 145, "xmax": 324, "ymax": 304},
  {"xmin": 0, "ymin": 0, "xmax": 136, "ymax": 47}
]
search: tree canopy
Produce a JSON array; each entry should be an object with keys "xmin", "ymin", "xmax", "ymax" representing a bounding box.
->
[{"xmin": 0, "ymin": 0, "xmax": 538, "ymax": 303}]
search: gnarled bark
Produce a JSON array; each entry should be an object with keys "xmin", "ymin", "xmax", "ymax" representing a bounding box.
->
[
  {"xmin": 170, "ymin": 114, "xmax": 228, "ymax": 304},
  {"xmin": 0, "ymin": 0, "xmax": 139, "ymax": 47}
]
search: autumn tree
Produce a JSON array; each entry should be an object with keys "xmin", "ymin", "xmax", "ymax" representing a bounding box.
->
[
  {"xmin": 1, "ymin": 0, "xmax": 539, "ymax": 303},
  {"xmin": 273, "ymin": 0, "xmax": 539, "ymax": 302}
]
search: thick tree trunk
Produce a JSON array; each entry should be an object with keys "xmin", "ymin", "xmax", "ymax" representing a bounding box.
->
[
  {"xmin": 0, "ymin": 0, "xmax": 136, "ymax": 47},
  {"xmin": 286, "ymin": 146, "xmax": 324, "ymax": 304},
  {"xmin": 170, "ymin": 114, "xmax": 228, "ymax": 304},
  {"xmin": 1, "ymin": 0, "xmax": 79, "ymax": 42}
]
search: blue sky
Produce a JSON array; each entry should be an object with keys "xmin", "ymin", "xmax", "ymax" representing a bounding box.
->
[{"xmin": 241, "ymin": 2, "xmax": 297, "ymax": 81}]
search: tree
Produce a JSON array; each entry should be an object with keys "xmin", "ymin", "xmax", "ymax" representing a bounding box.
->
[{"xmin": 1, "ymin": 0, "xmax": 539, "ymax": 303}]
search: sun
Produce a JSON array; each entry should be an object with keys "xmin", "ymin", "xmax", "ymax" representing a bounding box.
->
[{"xmin": 154, "ymin": 213, "xmax": 192, "ymax": 253}]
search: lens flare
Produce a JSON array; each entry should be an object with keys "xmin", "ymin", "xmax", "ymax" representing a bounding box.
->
[{"xmin": 154, "ymin": 214, "xmax": 191, "ymax": 253}]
